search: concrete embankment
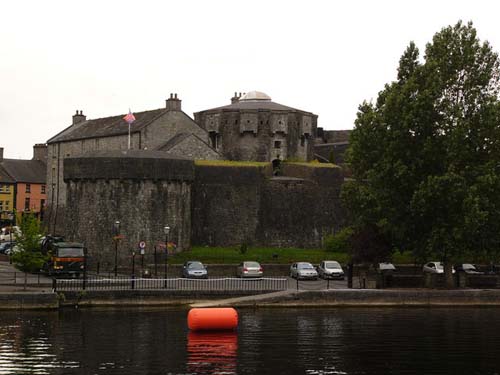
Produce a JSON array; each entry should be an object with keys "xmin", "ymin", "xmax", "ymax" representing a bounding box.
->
[
  {"xmin": 191, "ymin": 289, "xmax": 500, "ymax": 308},
  {"xmin": 3, "ymin": 289, "xmax": 500, "ymax": 310},
  {"xmin": 0, "ymin": 292, "xmax": 58, "ymax": 310}
]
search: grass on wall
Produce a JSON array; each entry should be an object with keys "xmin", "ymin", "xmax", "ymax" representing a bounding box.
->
[{"xmin": 170, "ymin": 246, "xmax": 416, "ymax": 265}]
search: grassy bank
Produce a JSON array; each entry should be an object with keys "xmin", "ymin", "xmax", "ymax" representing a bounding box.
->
[{"xmin": 170, "ymin": 246, "xmax": 415, "ymax": 265}]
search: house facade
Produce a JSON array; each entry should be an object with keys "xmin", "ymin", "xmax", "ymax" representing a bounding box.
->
[{"xmin": 0, "ymin": 145, "xmax": 48, "ymax": 224}]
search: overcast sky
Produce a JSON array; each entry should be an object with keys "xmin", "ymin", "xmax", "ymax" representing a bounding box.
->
[{"xmin": 1, "ymin": 0, "xmax": 499, "ymax": 159}]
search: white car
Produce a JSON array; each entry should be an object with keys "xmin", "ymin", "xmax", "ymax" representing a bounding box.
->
[
  {"xmin": 423, "ymin": 261, "xmax": 455, "ymax": 274},
  {"xmin": 290, "ymin": 262, "xmax": 318, "ymax": 280},
  {"xmin": 0, "ymin": 226, "xmax": 21, "ymax": 242},
  {"xmin": 317, "ymin": 260, "xmax": 344, "ymax": 280}
]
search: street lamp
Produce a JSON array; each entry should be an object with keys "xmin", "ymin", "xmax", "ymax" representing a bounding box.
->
[
  {"xmin": 164, "ymin": 225, "xmax": 170, "ymax": 287},
  {"xmin": 113, "ymin": 220, "xmax": 121, "ymax": 277}
]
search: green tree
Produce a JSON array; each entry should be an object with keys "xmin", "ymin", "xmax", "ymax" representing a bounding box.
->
[
  {"xmin": 342, "ymin": 21, "xmax": 500, "ymax": 287},
  {"xmin": 11, "ymin": 212, "xmax": 47, "ymax": 273}
]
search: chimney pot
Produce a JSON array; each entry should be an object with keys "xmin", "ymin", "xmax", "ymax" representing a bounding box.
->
[
  {"xmin": 174, "ymin": 93, "xmax": 178, "ymax": 99},
  {"xmin": 72, "ymin": 110, "xmax": 86, "ymax": 125}
]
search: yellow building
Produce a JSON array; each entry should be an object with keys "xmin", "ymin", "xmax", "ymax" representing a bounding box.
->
[{"xmin": 0, "ymin": 168, "xmax": 15, "ymax": 225}]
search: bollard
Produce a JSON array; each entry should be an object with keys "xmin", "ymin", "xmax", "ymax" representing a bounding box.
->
[{"xmin": 24, "ymin": 272, "xmax": 27, "ymax": 290}]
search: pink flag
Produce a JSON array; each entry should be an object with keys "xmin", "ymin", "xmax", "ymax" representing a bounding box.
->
[{"xmin": 123, "ymin": 109, "xmax": 136, "ymax": 124}]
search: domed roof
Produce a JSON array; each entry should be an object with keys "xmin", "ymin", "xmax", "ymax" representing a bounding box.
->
[{"xmin": 239, "ymin": 91, "xmax": 271, "ymax": 101}]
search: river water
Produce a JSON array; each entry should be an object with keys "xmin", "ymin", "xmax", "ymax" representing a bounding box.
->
[{"xmin": 0, "ymin": 307, "xmax": 499, "ymax": 375}]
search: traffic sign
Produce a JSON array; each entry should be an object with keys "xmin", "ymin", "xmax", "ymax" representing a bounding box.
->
[{"xmin": 139, "ymin": 241, "xmax": 146, "ymax": 249}]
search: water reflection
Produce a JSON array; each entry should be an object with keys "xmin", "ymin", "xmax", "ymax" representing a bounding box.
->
[
  {"xmin": 187, "ymin": 332, "xmax": 238, "ymax": 375},
  {"xmin": 0, "ymin": 322, "xmax": 79, "ymax": 374}
]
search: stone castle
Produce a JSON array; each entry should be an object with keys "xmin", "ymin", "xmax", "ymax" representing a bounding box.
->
[{"xmin": 45, "ymin": 91, "xmax": 348, "ymax": 264}]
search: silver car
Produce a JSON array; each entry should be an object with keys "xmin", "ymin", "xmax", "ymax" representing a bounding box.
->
[
  {"xmin": 423, "ymin": 261, "xmax": 455, "ymax": 274},
  {"xmin": 182, "ymin": 261, "xmax": 208, "ymax": 279},
  {"xmin": 237, "ymin": 261, "xmax": 263, "ymax": 278},
  {"xmin": 290, "ymin": 262, "xmax": 318, "ymax": 280},
  {"xmin": 317, "ymin": 260, "xmax": 344, "ymax": 280}
]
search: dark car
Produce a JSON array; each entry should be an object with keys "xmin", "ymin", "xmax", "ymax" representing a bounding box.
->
[
  {"xmin": 454, "ymin": 263, "xmax": 484, "ymax": 275},
  {"xmin": 0, "ymin": 241, "xmax": 15, "ymax": 254},
  {"xmin": 182, "ymin": 261, "xmax": 208, "ymax": 279}
]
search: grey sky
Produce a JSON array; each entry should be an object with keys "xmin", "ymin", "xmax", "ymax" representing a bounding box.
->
[{"xmin": 1, "ymin": 0, "xmax": 499, "ymax": 159}]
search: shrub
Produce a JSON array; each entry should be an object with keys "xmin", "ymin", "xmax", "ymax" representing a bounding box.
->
[{"xmin": 324, "ymin": 227, "xmax": 353, "ymax": 253}]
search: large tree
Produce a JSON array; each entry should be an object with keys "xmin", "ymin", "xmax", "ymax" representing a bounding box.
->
[{"xmin": 342, "ymin": 21, "xmax": 500, "ymax": 286}]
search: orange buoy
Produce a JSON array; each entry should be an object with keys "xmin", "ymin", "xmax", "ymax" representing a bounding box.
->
[{"xmin": 188, "ymin": 308, "xmax": 238, "ymax": 331}]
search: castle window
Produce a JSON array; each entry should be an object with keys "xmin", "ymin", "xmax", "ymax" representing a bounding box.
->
[
  {"xmin": 274, "ymin": 141, "xmax": 281, "ymax": 149},
  {"xmin": 278, "ymin": 121, "xmax": 282, "ymax": 125},
  {"xmin": 209, "ymin": 131, "xmax": 219, "ymax": 149},
  {"xmin": 260, "ymin": 121, "xmax": 263, "ymax": 125}
]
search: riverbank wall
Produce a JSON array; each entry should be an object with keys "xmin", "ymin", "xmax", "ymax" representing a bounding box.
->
[{"xmin": 4, "ymin": 289, "xmax": 500, "ymax": 310}]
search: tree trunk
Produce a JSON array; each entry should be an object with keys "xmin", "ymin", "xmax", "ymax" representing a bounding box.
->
[{"xmin": 444, "ymin": 262, "xmax": 455, "ymax": 288}]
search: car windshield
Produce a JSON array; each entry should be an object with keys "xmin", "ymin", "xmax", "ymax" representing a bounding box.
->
[
  {"xmin": 245, "ymin": 262, "xmax": 260, "ymax": 268},
  {"xmin": 298, "ymin": 263, "xmax": 314, "ymax": 269},
  {"xmin": 57, "ymin": 247, "xmax": 84, "ymax": 257},
  {"xmin": 433, "ymin": 262, "xmax": 443, "ymax": 269},
  {"xmin": 462, "ymin": 264, "xmax": 475, "ymax": 270},
  {"xmin": 188, "ymin": 262, "xmax": 205, "ymax": 270},
  {"xmin": 379, "ymin": 263, "xmax": 396, "ymax": 271},
  {"xmin": 325, "ymin": 262, "xmax": 341, "ymax": 269}
]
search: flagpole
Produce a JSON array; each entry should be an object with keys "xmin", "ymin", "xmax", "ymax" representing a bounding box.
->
[{"xmin": 128, "ymin": 123, "xmax": 131, "ymax": 150}]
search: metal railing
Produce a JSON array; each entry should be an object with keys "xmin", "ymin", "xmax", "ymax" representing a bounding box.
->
[{"xmin": 54, "ymin": 277, "xmax": 289, "ymax": 292}]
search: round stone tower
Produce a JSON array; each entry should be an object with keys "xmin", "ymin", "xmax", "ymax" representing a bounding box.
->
[
  {"xmin": 62, "ymin": 150, "xmax": 194, "ymax": 267},
  {"xmin": 194, "ymin": 91, "xmax": 317, "ymax": 162}
]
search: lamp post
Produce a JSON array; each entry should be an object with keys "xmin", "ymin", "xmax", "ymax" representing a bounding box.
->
[
  {"xmin": 164, "ymin": 225, "xmax": 170, "ymax": 288},
  {"xmin": 113, "ymin": 220, "xmax": 120, "ymax": 277}
]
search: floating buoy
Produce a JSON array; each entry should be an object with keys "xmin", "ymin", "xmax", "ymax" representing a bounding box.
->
[{"xmin": 188, "ymin": 308, "xmax": 238, "ymax": 331}]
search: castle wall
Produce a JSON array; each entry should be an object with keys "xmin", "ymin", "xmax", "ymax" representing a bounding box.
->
[
  {"xmin": 63, "ymin": 152, "xmax": 194, "ymax": 266},
  {"xmin": 191, "ymin": 163, "xmax": 344, "ymax": 248}
]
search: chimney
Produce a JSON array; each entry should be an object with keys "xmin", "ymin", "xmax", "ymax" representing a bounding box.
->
[
  {"xmin": 72, "ymin": 110, "xmax": 86, "ymax": 125},
  {"xmin": 166, "ymin": 93, "xmax": 182, "ymax": 111},
  {"xmin": 0, "ymin": 147, "xmax": 3, "ymax": 162},
  {"xmin": 231, "ymin": 92, "xmax": 241, "ymax": 104},
  {"xmin": 33, "ymin": 144, "xmax": 48, "ymax": 164}
]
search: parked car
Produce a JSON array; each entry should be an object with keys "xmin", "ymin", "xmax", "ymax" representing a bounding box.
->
[
  {"xmin": 237, "ymin": 261, "xmax": 263, "ymax": 278},
  {"xmin": 182, "ymin": 261, "xmax": 208, "ymax": 279},
  {"xmin": 317, "ymin": 260, "xmax": 344, "ymax": 280},
  {"xmin": 290, "ymin": 262, "xmax": 318, "ymax": 280},
  {"xmin": 423, "ymin": 261, "xmax": 455, "ymax": 274},
  {"xmin": 378, "ymin": 262, "xmax": 397, "ymax": 273},
  {"xmin": 454, "ymin": 263, "xmax": 484, "ymax": 275},
  {"xmin": 0, "ymin": 241, "xmax": 16, "ymax": 254},
  {"xmin": 0, "ymin": 226, "xmax": 20, "ymax": 242}
]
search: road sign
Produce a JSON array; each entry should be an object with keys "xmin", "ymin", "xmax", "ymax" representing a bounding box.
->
[{"xmin": 139, "ymin": 241, "xmax": 146, "ymax": 249}]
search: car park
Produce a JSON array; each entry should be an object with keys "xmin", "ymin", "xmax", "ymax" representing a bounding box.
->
[
  {"xmin": 317, "ymin": 260, "xmax": 344, "ymax": 280},
  {"xmin": 237, "ymin": 261, "xmax": 263, "ymax": 278},
  {"xmin": 454, "ymin": 263, "xmax": 484, "ymax": 275},
  {"xmin": 182, "ymin": 261, "xmax": 208, "ymax": 279},
  {"xmin": 423, "ymin": 261, "xmax": 455, "ymax": 274},
  {"xmin": 290, "ymin": 262, "xmax": 318, "ymax": 280}
]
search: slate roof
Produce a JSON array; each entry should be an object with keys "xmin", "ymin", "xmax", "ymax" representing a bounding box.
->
[
  {"xmin": 196, "ymin": 100, "xmax": 313, "ymax": 114},
  {"xmin": 155, "ymin": 132, "xmax": 192, "ymax": 151},
  {"xmin": 0, "ymin": 167, "xmax": 15, "ymax": 183},
  {"xmin": 47, "ymin": 108, "xmax": 169, "ymax": 144},
  {"xmin": 0, "ymin": 159, "xmax": 46, "ymax": 183}
]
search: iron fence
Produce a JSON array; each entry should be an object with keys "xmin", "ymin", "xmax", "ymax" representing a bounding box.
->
[{"xmin": 54, "ymin": 276, "xmax": 289, "ymax": 292}]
